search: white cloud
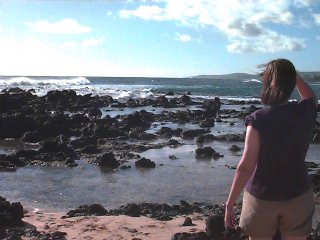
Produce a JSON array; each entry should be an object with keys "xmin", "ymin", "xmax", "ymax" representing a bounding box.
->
[
  {"xmin": 82, "ymin": 38, "xmax": 105, "ymax": 48},
  {"xmin": 227, "ymin": 31, "xmax": 305, "ymax": 53},
  {"xmin": 62, "ymin": 38, "xmax": 104, "ymax": 48},
  {"xmin": 119, "ymin": 1, "xmax": 294, "ymax": 29},
  {"xmin": 120, "ymin": 5, "xmax": 167, "ymax": 20},
  {"xmin": 0, "ymin": 37, "xmax": 169, "ymax": 77},
  {"xmin": 62, "ymin": 41, "xmax": 79, "ymax": 48},
  {"xmin": 25, "ymin": 18, "xmax": 92, "ymax": 34},
  {"xmin": 175, "ymin": 33, "xmax": 192, "ymax": 42},
  {"xmin": 119, "ymin": 0, "xmax": 308, "ymax": 53},
  {"xmin": 313, "ymin": 13, "xmax": 320, "ymax": 25},
  {"xmin": 107, "ymin": 11, "xmax": 113, "ymax": 16}
]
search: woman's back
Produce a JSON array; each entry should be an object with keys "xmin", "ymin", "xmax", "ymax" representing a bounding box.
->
[{"xmin": 245, "ymin": 98, "xmax": 317, "ymax": 200}]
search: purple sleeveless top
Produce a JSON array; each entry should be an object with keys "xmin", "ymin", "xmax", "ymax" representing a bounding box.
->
[{"xmin": 245, "ymin": 98, "xmax": 317, "ymax": 201}]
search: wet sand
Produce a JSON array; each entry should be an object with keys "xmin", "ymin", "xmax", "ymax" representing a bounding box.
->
[
  {"xmin": 22, "ymin": 207, "xmax": 206, "ymax": 240},
  {"xmin": 15, "ymin": 204, "xmax": 320, "ymax": 240}
]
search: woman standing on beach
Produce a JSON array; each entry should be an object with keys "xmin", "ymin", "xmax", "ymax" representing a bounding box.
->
[{"xmin": 224, "ymin": 59, "xmax": 318, "ymax": 240}]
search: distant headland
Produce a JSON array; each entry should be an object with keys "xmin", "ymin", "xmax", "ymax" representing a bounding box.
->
[{"xmin": 191, "ymin": 72, "xmax": 320, "ymax": 82}]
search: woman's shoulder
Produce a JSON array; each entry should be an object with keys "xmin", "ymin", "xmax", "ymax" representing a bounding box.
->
[
  {"xmin": 296, "ymin": 97, "xmax": 318, "ymax": 120},
  {"xmin": 245, "ymin": 108, "xmax": 269, "ymax": 128},
  {"xmin": 297, "ymin": 97, "xmax": 317, "ymax": 108},
  {"xmin": 248, "ymin": 107, "xmax": 271, "ymax": 118}
]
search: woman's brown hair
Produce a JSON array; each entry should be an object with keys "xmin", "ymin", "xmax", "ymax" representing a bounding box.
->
[{"xmin": 260, "ymin": 59, "xmax": 296, "ymax": 106}]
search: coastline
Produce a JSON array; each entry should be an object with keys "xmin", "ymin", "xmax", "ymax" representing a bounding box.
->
[
  {"xmin": 0, "ymin": 87, "xmax": 319, "ymax": 239},
  {"xmin": 22, "ymin": 207, "xmax": 206, "ymax": 240},
  {"xmin": 3, "ymin": 201, "xmax": 319, "ymax": 240}
]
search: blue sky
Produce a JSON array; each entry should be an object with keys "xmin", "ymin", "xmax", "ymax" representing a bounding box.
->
[{"xmin": 0, "ymin": 0, "xmax": 319, "ymax": 77}]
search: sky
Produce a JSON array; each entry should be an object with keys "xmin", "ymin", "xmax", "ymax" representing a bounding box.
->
[{"xmin": 0, "ymin": 0, "xmax": 320, "ymax": 77}]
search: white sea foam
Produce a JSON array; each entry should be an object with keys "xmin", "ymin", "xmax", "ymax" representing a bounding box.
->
[
  {"xmin": 0, "ymin": 76, "xmax": 91, "ymax": 87},
  {"xmin": 64, "ymin": 85, "xmax": 155, "ymax": 101},
  {"xmin": 110, "ymin": 88, "xmax": 155, "ymax": 100},
  {"xmin": 187, "ymin": 94, "xmax": 260, "ymax": 102},
  {"xmin": 118, "ymin": 90, "xmax": 133, "ymax": 99},
  {"xmin": 243, "ymin": 79, "xmax": 262, "ymax": 83},
  {"xmin": 220, "ymin": 96, "xmax": 261, "ymax": 102}
]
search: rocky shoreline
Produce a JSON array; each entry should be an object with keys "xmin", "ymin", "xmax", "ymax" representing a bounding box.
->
[
  {"xmin": 0, "ymin": 88, "xmax": 320, "ymax": 239},
  {"xmin": 2, "ymin": 196, "xmax": 320, "ymax": 240},
  {"xmin": 0, "ymin": 88, "xmax": 319, "ymax": 172}
]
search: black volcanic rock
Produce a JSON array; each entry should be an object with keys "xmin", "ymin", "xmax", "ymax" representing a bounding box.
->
[
  {"xmin": 93, "ymin": 124, "xmax": 124, "ymax": 138},
  {"xmin": 178, "ymin": 94, "xmax": 192, "ymax": 105},
  {"xmin": 180, "ymin": 129, "xmax": 208, "ymax": 139},
  {"xmin": 202, "ymin": 97, "xmax": 221, "ymax": 118},
  {"xmin": 121, "ymin": 110, "xmax": 154, "ymax": 130},
  {"xmin": 21, "ymin": 130, "xmax": 43, "ymax": 143},
  {"xmin": 199, "ymin": 118, "xmax": 215, "ymax": 128},
  {"xmin": 182, "ymin": 217, "xmax": 194, "ymax": 226},
  {"xmin": 93, "ymin": 152, "xmax": 120, "ymax": 169},
  {"xmin": 168, "ymin": 139, "xmax": 182, "ymax": 147},
  {"xmin": 205, "ymin": 215, "xmax": 225, "ymax": 239},
  {"xmin": 171, "ymin": 232, "xmax": 208, "ymax": 240},
  {"xmin": 0, "ymin": 113, "xmax": 37, "ymax": 139},
  {"xmin": 0, "ymin": 196, "xmax": 24, "ymax": 225},
  {"xmin": 135, "ymin": 157, "xmax": 156, "ymax": 168},
  {"xmin": 65, "ymin": 204, "xmax": 108, "ymax": 218},
  {"xmin": 14, "ymin": 149, "xmax": 38, "ymax": 159},
  {"xmin": 166, "ymin": 91, "xmax": 175, "ymax": 96},
  {"xmin": 80, "ymin": 145, "xmax": 101, "ymax": 154},
  {"xmin": 157, "ymin": 127, "xmax": 183, "ymax": 137},
  {"xmin": 45, "ymin": 89, "xmax": 77, "ymax": 103},
  {"xmin": 69, "ymin": 136, "xmax": 98, "ymax": 149},
  {"xmin": 38, "ymin": 140, "xmax": 76, "ymax": 156},
  {"xmin": 0, "ymin": 155, "xmax": 18, "ymax": 171},
  {"xmin": 229, "ymin": 145, "xmax": 242, "ymax": 152},
  {"xmin": 154, "ymin": 95, "xmax": 169, "ymax": 106},
  {"xmin": 215, "ymin": 133, "xmax": 246, "ymax": 142},
  {"xmin": 120, "ymin": 203, "xmax": 141, "ymax": 217},
  {"xmin": 87, "ymin": 107, "xmax": 102, "ymax": 119},
  {"xmin": 195, "ymin": 146, "xmax": 223, "ymax": 160}
]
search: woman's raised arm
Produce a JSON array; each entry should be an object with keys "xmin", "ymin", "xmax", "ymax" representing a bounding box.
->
[{"xmin": 296, "ymin": 74, "xmax": 318, "ymax": 104}]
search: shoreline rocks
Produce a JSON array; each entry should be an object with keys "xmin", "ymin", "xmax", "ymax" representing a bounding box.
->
[
  {"xmin": 0, "ymin": 87, "xmax": 318, "ymax": 172},
  {"xmin": 2, "ymin": 195, "xmax": 320, "ymax": 240},
  {"xmin": 195, "ymin": 146, "xmax": 224, "ymax": 160},
  {"xmin": 0, "ymin": 196, "xmax": 24, "ymax": 225}
]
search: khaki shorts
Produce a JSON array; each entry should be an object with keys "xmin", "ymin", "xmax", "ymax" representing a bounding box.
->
[{"xmin": 239, "ymin": 188, "xmax": 314, "ymax": 237}]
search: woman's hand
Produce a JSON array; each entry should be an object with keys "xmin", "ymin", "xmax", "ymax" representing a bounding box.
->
[{"xmin": 224, "ymin": 204, "xmax": 236, "ymax": 229}]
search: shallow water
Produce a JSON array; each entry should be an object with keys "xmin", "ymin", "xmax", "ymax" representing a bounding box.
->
[
  {"xmin": 0, "ymin": 99, "xmax": 319, "ymax": 212},
  {"xmin": 1, "ymin": 140, "xmax": 318, "ymax": 212},
  {"xmin": 0, "ymin": 141, "xmax": 242, "ymax": 211}
]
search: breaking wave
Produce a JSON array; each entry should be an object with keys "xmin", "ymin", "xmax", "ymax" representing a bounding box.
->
[
  {"xmin": 0, "ymin": 76, "xmax": 91, "ymax": 87},
  {"xmin": 243, "ymin": 79, "xmax": 262, "ymax": 83}
]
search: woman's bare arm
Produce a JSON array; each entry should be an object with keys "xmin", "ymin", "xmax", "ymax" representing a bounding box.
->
[
  {"xmin": 296, "ymin": 74, "xmax": 318, "ymax": 104},
  {"xmin": 224, "ymin": 126, "xmax": 260, "ymax": 228}
]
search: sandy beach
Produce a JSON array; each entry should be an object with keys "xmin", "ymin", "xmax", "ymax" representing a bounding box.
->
[
  {"xmin": 20, "ymin": 207, "xmax": 206, "ymax": 240},
  {"xmin": 2, "ymin": 203, "xmax": 314, "ymax": 240}
]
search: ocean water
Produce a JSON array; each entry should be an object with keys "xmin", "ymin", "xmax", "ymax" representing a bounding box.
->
[
  {"xmin": 0, "ymin": 75, "xmax": 315, "ymax": 100},
  {"xmin": 1, "ymin": 75, "xmax": 319, "ymax": 101},
  {"xmin": 0, "ymin": 75, "xmax": 319, "ymax": 211}
]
